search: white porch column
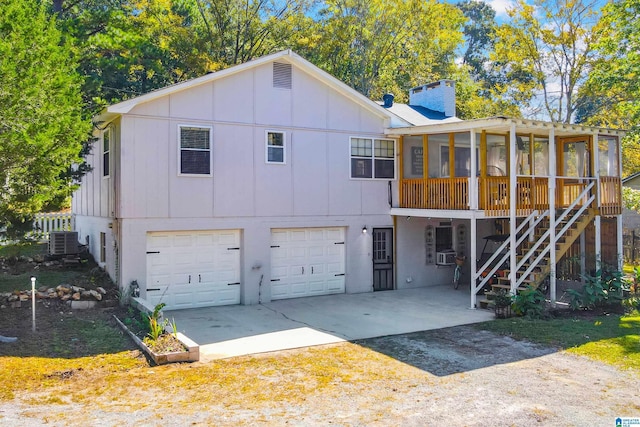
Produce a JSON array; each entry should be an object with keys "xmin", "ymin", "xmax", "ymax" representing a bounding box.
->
[
  {"xmin": 594, "ymin": 133, "xmax": 602, "ymax": 271},
  {"xmin": 509, "ymin": 124, "xmax": 518, "ymax": 294},
  {"xmin": 549, "ymin": 126, "xmax": 557, "ymax": 302},
  {"xmin": 470, "ymin": 216, "xmax": 477, "ymax": 309},
  {"xmin": 580, "ymin": 232, "xmax": 587, "ymax": 284},
  {"xmin": 469, "ymin": 131, "xmax": 478, "ymax": 210}
]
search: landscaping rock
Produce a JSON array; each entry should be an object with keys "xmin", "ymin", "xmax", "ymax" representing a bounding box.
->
[
  {"xmin": 89, "ymin": 290, "xmax": 102, "ymax": 301},
  {"xmin": 70, "ymin": 300, "xmax": 97, "ymax": 310}
]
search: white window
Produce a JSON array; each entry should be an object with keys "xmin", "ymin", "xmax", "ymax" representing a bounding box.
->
[
  {"xmin": 350, "ymin": 137, "xmax": 395, "ymax": 179},
  {"xmin": 266, "ymin": 131, "xmax": 286, "ymax": 164},
  {"xmin": 179, "ymin": 125, "xmax": 211, "ymax": 175},
  {"xmin": 103, "ymin": 127, "xmax": 110, "ymax": 177}
]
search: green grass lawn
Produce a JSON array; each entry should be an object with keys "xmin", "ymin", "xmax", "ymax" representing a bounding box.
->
[
  {"xmin": 0, "ymin": 241, "xmax": 47, "ymax": 258},
  {"xmin": 477, "ymin": 311, "xmax": 640, "ymax": 371}
]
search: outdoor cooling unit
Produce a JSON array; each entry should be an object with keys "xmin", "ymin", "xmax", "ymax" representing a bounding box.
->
[
  {"xmin": 436, "ymin": 250, "xmax": 456, "ymax": 266},
  {"xmin": 49, "ymin": 231, "xmax": 79, "ymax": 256}
]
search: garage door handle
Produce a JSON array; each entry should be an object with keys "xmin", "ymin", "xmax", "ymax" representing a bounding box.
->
[
  {"xmin": 335, "ymin": 273, "xmax": 345, "ymax": 276},
  {"xmin": 302, "ymin": 266, "xmax": 304, "ymax": 274},
  {"xmin": 311, "ymin": 266, "xmax": 314, "ymax": 274},
  {"xmin": 188, "ymin": 275, "xmax": 191, "ymax": 284},
  {"xmin": 228, "ymin": 282, "xmax": 240, "ymax": 286},
  {"xmin": 199, "ymin": 274, "xmax": 201, "ymax": 283},
  {"xmin": 148, "ymin": 288, "xmax": 160, "ymax": 291}
]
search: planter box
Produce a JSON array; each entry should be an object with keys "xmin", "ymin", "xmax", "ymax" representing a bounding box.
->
[
  {"xmin": 113, "ymin": 315, "xmax": 199, "ymax": 364},
  {"xmin": 494, "ymin": 305, "xmax": 512, "ymax": 319}
]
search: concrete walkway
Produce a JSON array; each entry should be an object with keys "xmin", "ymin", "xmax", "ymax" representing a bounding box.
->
[{"xmin": 166, "ymin": 285, "xmax": 494, "ymax": 361}]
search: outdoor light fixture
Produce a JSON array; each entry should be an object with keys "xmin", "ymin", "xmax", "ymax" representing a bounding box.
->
[{"xmin": 362, "ymin": 226, "xmax": 368, "ymax": 234}]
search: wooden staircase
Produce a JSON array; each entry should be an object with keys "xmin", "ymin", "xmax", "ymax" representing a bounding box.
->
[{"xmin": 478, "ymin": 208, "xmax": 596, "ymax": 309}]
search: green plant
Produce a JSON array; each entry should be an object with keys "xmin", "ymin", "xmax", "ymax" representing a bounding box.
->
[
  {"xmin": 512, "ymin": 285, "xmax": 546, "ymax": 318},
  {"xmin": 493, "ymin": 288, "xmax": 513, "ymax": 308},
  {"xmin": 146, "ymin": 303, "xmax": 167, "ymax": 341},
  {"xmin": 568, "ymin": 266, "xmax": 626, "ymax": 310}
]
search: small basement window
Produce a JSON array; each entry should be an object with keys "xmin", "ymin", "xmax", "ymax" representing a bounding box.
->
[
  {"xmin": 179, "ymin": 125, "xmax": 212, "ymax": 175},
  {"xmin": 266, "ymin": 131, "xmax": 286, "ymax": 164},
  {"xmin": 100, "ymin": 232, "xmax": 106, "ymax": 263}
]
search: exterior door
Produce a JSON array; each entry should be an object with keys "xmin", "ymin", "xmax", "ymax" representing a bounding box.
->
[{"xmin": 373, "ymin": 228, "xmax": 394, "ymax": 291}]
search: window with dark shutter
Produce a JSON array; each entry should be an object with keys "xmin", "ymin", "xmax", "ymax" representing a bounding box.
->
[{"xmin": 179, "ymin": 126, "xmax": 211, "ymax": 175}]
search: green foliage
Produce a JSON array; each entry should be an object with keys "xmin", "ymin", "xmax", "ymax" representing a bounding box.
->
[
  {"xmin": 492, "ymin": 0, "xmax": 603, "ymax": 123},
  {"xmin": 0, "ymin": 0, "xmax": 91, "ymax": 237},
  {"xmin": 512, "ymin": 285, "xmax": 546, "ymax": 318},
  {"xmin": 146, "ymin": 303, "xmax": 168, "ymax": 341},
  {"xmin": 568, "ymin": 266, "xmax": 626, "ymax": 310},
  {"xmin": 492, "ymin": 288, "xmax": 513, "ymax": 308},
  {"xmin": 623, "ymin": 186, "xmax": 640, "ymax": 213}
]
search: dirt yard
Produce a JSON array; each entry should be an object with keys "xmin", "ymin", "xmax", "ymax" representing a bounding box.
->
[
  {"xmin": 0, "ymin": 252, "xmax": 638, "ymax": 426},
  {"xmin": 1, "ymin": 300, "xmax": 639, "ymax": 426}
]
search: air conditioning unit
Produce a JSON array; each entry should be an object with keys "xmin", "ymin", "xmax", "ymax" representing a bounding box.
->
[
  {"xmin": 436, "ymin": 250, "xmax": 456, "ymax": 266},
  {"xmin": 49, "ymin": 231, "xmax": 79, "ymax": 255}
]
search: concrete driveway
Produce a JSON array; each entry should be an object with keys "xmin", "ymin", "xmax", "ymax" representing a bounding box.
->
[{"xmin": 167, "ymin": 285, "xmax": 494, "ymax": 361}]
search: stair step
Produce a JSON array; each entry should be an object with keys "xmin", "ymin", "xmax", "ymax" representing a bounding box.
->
[
  {"xmin": 478, "ymin": 299, "xmax": 494, "ymax": 309},
  {"xmin": 490, "ymin": 283, "xmax": 528, "ymax": 292}
]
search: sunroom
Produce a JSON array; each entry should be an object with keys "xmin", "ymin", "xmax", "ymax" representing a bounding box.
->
[{"xmin": 387, "ymin": 117, "xmax": 624, "ymax": 308}]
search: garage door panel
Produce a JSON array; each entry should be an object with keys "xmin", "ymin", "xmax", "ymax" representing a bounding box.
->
[
  {"xmin": 146, "ymin": 230, "xmax": 241, "ymax": 310},
  {"xmin": 270, "ymin": 227, "xmax": 346, "ymax": 300}
]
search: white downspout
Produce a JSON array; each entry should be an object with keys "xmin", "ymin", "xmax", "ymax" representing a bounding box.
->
[
  {"xmin": 509, "ymin": 124, "xmax": 518, "ymax": 295},
  {"xmin": 549, "ymin": 127, "xmax": 557, "ymax": 302}
]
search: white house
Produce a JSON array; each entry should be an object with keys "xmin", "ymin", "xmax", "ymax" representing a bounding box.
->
[{"xmin": 73, "ymin": 50, "xmax": 625, "ymax": 311}]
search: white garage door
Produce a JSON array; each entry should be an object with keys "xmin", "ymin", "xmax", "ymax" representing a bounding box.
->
[
  {"xmin": 146, "ymin": 230, "xmax": 241, "ymax": 310},
  {"xmin": 270, "ymin": 227, "xmax": 346, "ymax": 300}
]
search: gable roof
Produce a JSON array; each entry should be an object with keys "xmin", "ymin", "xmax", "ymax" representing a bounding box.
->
[{"xmin": 98, "ymin": 50, "xmax": 408, "ymax": 126}]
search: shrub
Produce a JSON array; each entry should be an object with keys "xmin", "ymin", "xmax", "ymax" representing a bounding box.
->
[
  {"xmin": 568, "ymin": 266, "xmax": 626, "ymax": 310},
  {"xmin": 512, "ymin": 285, "xmax": 546, "ymax": 318}
]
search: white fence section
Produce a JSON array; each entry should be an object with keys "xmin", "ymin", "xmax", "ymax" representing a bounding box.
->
[{"xmin": 33, "ymin": 213, "xmax": 75, "ymax": 239}]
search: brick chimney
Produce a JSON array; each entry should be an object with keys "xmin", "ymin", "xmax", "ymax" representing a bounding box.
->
[{"xmin": 408, "ymin": 80, "xmax": 456, "ymax": 117}]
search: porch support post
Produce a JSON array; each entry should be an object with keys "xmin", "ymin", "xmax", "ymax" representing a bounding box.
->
[
  {"xmin": 470, "ymin": 216, "xmax": 477, "ymax": 309},
  {"xmin": 509, "ymin": 123, "xmax": 518, "ymax": 295},
  {"xmin": 617, "ymin": 215, "xmax": 624, "ymax": 271},
  {"xmin": 580, "ymin": 231, "xmax": 586, "ymax": 283},
  {"xmin": 595, "ymin": 216, "xmax": 602, "ymax": 270},
  {"xmin": 469, "ymin": 131, "xmax": 478, "ymax": 210},
  {"xmin": 549, "ymin": 126, "xmax": 557, "ymax": 302}
]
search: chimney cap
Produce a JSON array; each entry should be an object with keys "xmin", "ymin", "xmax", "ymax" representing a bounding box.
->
[{"xmin": 382, "ymin": 93, "xmax": 394, "ymax": 108}]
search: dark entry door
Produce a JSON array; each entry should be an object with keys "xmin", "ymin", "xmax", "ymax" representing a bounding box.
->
[{"xmin": 373, "ymin": 228, "xmax": 394, "ymax": 291}]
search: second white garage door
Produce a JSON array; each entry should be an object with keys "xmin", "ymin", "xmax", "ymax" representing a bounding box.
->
[
  {"xmin": 146, "ymin": 230, "xmax": 241, "ymax": 310},
  {"xmin": 270, "ymin": 227, "xmax": 346, "ymax": 300}
]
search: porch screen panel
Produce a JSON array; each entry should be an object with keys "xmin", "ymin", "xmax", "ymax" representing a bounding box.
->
[
  {"xmin": 598, "ymin": 136, "xmax": 619, "ymax": 176},
  {"xmin": 533, "ymin": 137, "xmax": 549, "ymax": 175},
  {"xmin": 403, "ymin": 136, "xmax": 424, "ymax": 179}
]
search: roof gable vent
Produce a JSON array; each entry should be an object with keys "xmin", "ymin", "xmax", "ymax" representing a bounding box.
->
[{"xmin": 273, "ymin": 62, "xmax": 292, "ymax": 89}]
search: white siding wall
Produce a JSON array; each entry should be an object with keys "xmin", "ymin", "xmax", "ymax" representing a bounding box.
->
[{"xmin": 76, "ymin": 60, "xmax": 394, "ymax": 304}]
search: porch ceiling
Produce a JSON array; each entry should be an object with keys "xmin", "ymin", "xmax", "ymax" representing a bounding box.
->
[{"xmin": 390, "ymin": 208, "xmax": 496, "ymax": 220}]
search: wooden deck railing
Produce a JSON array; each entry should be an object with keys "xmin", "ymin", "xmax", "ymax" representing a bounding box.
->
[
  {"xmin": 400, "ymin": 178, "xmax": 469, "ymax": 210},
  {"xmin": 599, "ymin": 176, "xmax": 622, "ymax": 216},
  {"xmin": 399, "ymin": 176, "xmax": 622, "ymax": 216}
]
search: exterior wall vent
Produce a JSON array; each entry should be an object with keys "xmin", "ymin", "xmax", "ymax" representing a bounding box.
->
[
  {"xmin": 273, "ymin": 62, "xmax": 292, "ymax": 89},
  {"xmin": 49, "ymin": 231, "xmax": 79, "ymax": 255}
]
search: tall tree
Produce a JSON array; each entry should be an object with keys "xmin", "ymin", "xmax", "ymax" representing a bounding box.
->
[
  {"xmin": 309, "ymin": 0, "xmax": 465, "ymax": 101},
  {"xmin": 0, "ymin": 0, "xmax": 91, "ymax": 236},
  {"xmin": 492, "ymin": 0, "xmax": 603, "ymax": 123},
  {"xmin": 457, "ymin": 0, "xmax": 496, "ymax": 83}
]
